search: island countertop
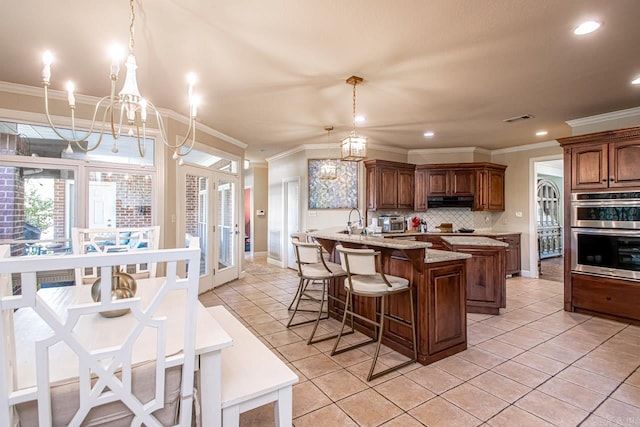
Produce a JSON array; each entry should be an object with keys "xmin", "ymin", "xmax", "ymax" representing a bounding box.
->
[
  {"xmin": 440, "ymin": 236, "xmax": 509, "ymax": 247},
  {"xmin": 309, "ymin": 227, "xmax": 432, "ymax": 250}
]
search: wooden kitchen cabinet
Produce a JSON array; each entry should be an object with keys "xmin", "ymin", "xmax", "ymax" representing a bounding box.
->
[
  {"xmin": 425, "ymin": 169, "xmax": 474, "ymax": 197},
  {"xmin": 423, "ymin": 261, "xmax": 467, "ymax": 356},
  {"xmin": 494, "ymin": 234, "xmax": 521, "ymax": 276},
  {"xmin": 415, "ymin": 163, "xmax": 506, "ymax": 212},
  {"xmin": 365, "ymin": 160, "xmax": 415, "ymax": 210},
  {"xmin": 571, "ymin": 273, "xmax": 640, "ymax": 322},
  {"xmin": 442, "ymin": 240, "xmax": 506, "ymax": 315},
  {"xmin": 474, "ymin": 166, "xmax": 506, "ymax": 211},
  {"xmin": 559, "ymin": 127, "xmax": 640, "ymax": 191}
]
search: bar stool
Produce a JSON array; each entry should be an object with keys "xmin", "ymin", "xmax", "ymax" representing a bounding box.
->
[
  {"xmin": 287, "ymin": 240, "xmax": 347, "ymax": 344},
  {"xmin": 332, "ymin": 244, "xmax": 417, "ymax": 381}
]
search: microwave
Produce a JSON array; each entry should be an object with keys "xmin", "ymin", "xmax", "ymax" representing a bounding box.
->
[{"xmin": 380, "ymin": 216, "xmax": 405, "ymax": 233}]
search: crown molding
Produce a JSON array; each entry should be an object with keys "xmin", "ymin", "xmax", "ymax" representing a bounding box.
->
[
  {"xmin": 0, "ymin": 81, "xmax": 247, "ymax": 149},
  {"xmin": 490, "ymin": 140, "xmax": 559, "ymax": 155},
  {"xmin": 408, "ymin": 146, "xmax": 491, "ymax": 156},
  {"xmin": 566, "ymin": 106, "xmax": 640, "ymax": 127}
]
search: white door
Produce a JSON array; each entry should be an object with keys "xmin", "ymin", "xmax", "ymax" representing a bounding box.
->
[
  {"xmin": 284, "ymin": 178, "xmax": 300, "ymax": 270},
  {"xmin": 179, "ymin": 166, "xmax": 214, "ymax": 293},
  {"xmin": 89, "ymin": 181, "xmax": 116, "ymax": 228},
  {"xmin": 214, "ymin": 173, "xmax": 240, "ymax": 286}
]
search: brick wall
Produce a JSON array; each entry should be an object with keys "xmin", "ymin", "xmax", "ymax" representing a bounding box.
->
[
  {"xmin": 185, "ymin": 174, "xmax": 198, "ymax": 235},
  {"xmin": 0, "ymin": 133, "xmax": 28, "ymax": 256},
  {"xmin": 88, "ymin": 172, "xmax": 153, "ymax": 228}
]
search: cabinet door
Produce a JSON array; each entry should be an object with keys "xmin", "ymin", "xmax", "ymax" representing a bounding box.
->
[
  {"xmin": 426, "ymin": 170, "xmax": 448, "ymax": 196},
  {"xmin": 608, "ymin": 140, "xmax": 640, "ymax": 188},
  {"xmin": 450, "ymin": 170, "xmax": 474, "ymax": 196},
  {"xmin": 414, "ymin": 168, "xmax": 427, "ymax": 211},
  {"xmin": 487, "ymin": 169, "xmax": 505, "ymax": 211},
  {"xmin": 572, "ymin": 273, "xmax": 640, "ymax": 321},
  {"xmin": 426, "ymin": 263, "xmax": 466, "ymax": 354},
  {"xmin": 571, "ymin": 144, "xmax": 608, "ymax": 190},
  {"xmin": 496, "ymin": 234, "xmax": 521, "ymax": 276},
  {"xmin": 397, "ymin": 169, "xmax": 415, "ymax": 209},
  {"xmin": 379, "ymin": 167, "xmax": 398, "ymax": 209},
  {"xmin": 474, "ymin": 169, "xmax": 488, "ymax": 210}
]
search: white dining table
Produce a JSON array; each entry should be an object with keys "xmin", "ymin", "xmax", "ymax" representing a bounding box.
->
[{"xmin": 13, "ymin": 277, "xmax": 233, "ymax": 427}]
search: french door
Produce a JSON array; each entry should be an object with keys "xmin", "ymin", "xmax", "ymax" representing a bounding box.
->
[{"xmin": 179, "ymin": 165, "xmax": 239, "ymax": 292}]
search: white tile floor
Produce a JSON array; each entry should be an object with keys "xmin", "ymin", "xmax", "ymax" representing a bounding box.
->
[{"xmin": 199, "ymin": 258, "xmax": 640, "ymax": 426}]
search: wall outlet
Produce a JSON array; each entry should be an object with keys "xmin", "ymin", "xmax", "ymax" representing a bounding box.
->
[
  {"xmin": 515, "ymin": 211, "xmax": 523, "ymax": 218},
  {"xmin": 502, "ymin": 217, "xmax": 508, "ymax": 225},
  {"xmin": 308, "ymin": 211, "xmax": 317, "ymax": 217},
  {"xmin": 484, "ymin": 216, "xmax": 491, "ymax": 223}
]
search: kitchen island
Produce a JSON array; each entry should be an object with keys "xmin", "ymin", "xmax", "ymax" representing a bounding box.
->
[{"xmin": 310, "ymin": 228, "xmax": 471, "ymax": 365}]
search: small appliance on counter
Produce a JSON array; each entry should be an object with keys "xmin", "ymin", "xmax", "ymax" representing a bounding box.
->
[
  {"xmin": 380, "ymin": 216, "xmax": 405, "ymax": 233},
  {"xmin": 435, "ymin": 223, "xmax": 453, "ymax": 233}
]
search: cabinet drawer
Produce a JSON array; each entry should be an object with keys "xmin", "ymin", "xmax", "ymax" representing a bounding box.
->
[{"xmin": 572, "ymin": 273, "xmax": 640, "ymax": 321}]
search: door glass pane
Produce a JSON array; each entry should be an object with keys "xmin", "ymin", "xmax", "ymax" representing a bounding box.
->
[
  {"xmin": 88, "ymin": 172, "xmax": 153, "ymax": 228},
  {"xmin": 217, "ymin": 178, "xmax": 235, "ymax": 271},
  {"xmin": 185, "ymin": 174, "xmax": 208, "ymax": 275}
]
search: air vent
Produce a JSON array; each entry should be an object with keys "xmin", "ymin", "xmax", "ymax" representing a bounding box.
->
[{"xmin": 503, "ymin": 114, "xmax": 535, "ymax": 123}]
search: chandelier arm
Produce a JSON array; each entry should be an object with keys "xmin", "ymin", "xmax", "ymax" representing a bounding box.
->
[
  {"xmin": 42, "ymin": 85, "xmax": 120, "ymax": 150},
  {"xmin": 68, "ymin": 102, "xmax": 118, "ymax": 153},
  {"xmin": 174, "ymin": 126, "xmax": 197, "ymax": 157}
]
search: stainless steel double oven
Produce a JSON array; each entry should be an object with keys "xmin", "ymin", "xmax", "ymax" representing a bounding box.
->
[{"xmin": 570, "ymin": 191, "xmax": 640, "ymax": 280}]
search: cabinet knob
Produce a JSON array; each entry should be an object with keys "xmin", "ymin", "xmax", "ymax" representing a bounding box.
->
[
  {"xmin": 602, "ymin": 178, "xmax": 608, "ymax": 182},
  {"xmin": 606, "ymin": 296, "xmax": 611, "ymax": 301}
]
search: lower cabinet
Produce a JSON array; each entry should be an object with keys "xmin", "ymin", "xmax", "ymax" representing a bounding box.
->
[
  {"xmin": 422, "ymin": 261, "xmax": 467, "ymax": 359},
  {"xmin": 443, "ymin": 242, "xmax": 506, "ymax": 315},
  {"xmin": 494, "ymin": 234, "xmax": 521, "ymax": 276},
  {"xmin": 571, "ymin": 273, "xmax": 640, "ymax": 322}
]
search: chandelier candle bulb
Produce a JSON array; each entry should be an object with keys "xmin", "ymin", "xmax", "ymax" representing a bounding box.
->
[
  {"xmin": 41, "ymin": 51, "xmax": 52, "ymax": 83},
  {"xmin": 66, "ymin": 81, "xmax": 75, "ymax": 107},
  {"xmin": 140, "ymin": 99, "xmax": 147, "ymax": 121}
]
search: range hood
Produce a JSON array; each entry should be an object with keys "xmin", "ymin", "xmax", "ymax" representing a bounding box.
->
[{"xmin": 427, "ymin": 195, "xmax": 474, "ymax": 208}]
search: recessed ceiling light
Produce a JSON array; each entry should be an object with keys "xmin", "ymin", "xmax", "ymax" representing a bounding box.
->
[
  {"xmin": 355, "ymin": 115, "xmax": 365, "ymax": 123},
  {"xmin": 536, "ymin": 130, "xmax": 548, "ymax": 137},
  {"xmin": 632, "ymin": 76, "xmax": 640, "ymax": 85},
  {"xmin": 573, "ymin": 20, "xmax": 601, "ymax": 35},
  {"xmin": 423, "ymin": 131, "xmax": 435, "ymax": 138}
]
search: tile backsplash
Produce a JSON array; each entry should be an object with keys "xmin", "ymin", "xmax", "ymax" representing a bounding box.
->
[{"xmin": 371, "ymin": 208, "xmax": 496, "ymax": 231}]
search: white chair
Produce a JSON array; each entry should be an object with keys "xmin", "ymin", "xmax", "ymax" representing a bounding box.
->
[
  {"xmin": 71, "ymin": 226, "xmax": 161, "ymax": 286},
  {"xmin": 0, "ymin": 247, "xmax": 201, "ymax": 426},
  {"xmin": 287, "ymin": 240, "xmax": 347, "ymax": 344},
  {"xmin": 332, "ymin": 244, "xmax": 417, "ymax": 381}
]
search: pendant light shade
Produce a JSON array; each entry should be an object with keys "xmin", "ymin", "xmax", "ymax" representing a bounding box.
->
[
  {"xmin": 319, "ymin": 126, "xmax": 338, "ymax": 180},
  {"xmin": 341, "ymin": 75, "xmax": 367, "ymax": 161}
]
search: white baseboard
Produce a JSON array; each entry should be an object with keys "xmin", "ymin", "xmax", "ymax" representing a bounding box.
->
[
  {"xmin": 252, "ymin": 251, "xmax": 268, "ymax": 257},
  {"xmin": 267, "ymin": 257, "xmax": 285, "ymax": 268}
]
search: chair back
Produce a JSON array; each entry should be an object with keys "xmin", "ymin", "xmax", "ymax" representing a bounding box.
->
[
  {"xmin": 290, "ymin": 232, "xmax": 309, "ymax": 243},
  {"xmin": 0, "ymin": 247, "xmax": 200, "ymax": 427},
  {"xmin": 72, "ymin": 227, "xmax": 161, "ymax": 285},
  {"xmin": 336, "ymin": 245, "xmax": 378, "ymax": 275}
]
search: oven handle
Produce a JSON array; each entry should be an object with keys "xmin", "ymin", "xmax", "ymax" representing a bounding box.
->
[
  {"xmin": 570, "ymin": 227, "xmax": 640, "ymax": 236},
  {"xmin": 571, "ymin": 199, "xmax": 640, "ymax": 207}
]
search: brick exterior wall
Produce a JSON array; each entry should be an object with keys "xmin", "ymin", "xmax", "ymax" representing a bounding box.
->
[
  {"xmin": 0, "ymin": 133, "xmax": 29, "ymax": 256},
  {"xmin": 185, "ymin": 174, "xmax": 199, "ymax": 235},
  {"xmin": 88, "ymin": 172, "xmax": 153, "ymax": 228}
]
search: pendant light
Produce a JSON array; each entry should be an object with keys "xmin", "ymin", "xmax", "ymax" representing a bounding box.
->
[
  {"xmin": 319, "ymin": 126, "xmax": 338, "ymax": 180},
  {"xmin": 340, "ymin": 75, "xmax": 367, "ymax": 161}
]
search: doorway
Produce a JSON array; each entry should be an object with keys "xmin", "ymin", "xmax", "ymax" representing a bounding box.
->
[
  {"xmin": 178, "ymin": 165, "xmax": 240, "ymax": 292},
  {"xmin": 530, "ymin": 158, "xmax": 564, "ymax": 280}
]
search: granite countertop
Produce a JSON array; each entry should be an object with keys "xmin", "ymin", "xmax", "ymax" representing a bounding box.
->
[
  {"xmin": 440, "ymin": 235, "xmax": 509, "ymax": 247},
  {"xmin": 425, "ymin": 248, "xmax": 472, "ymax": 263},
  {"xmin": 310, "ymin": 227, "xmax": 432, "ymax": 250},
  {"xmin": 385, "ymin": 230, "xmax": 521, "ymax": 237}
]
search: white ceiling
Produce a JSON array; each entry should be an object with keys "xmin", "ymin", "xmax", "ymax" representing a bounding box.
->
[{"xmin": 1, "ymin": 0, "xmax": 640, "ymax": 162}]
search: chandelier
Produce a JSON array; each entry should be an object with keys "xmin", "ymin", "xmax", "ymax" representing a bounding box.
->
[
  {"xmin": 340, "ymin": 75, "xmax": 367, "ymax": 161},
  {"xmin": 40, "ymin": 0, "xmax": 198, "ymax": 162},
  {"xmin": 319, "ymin": 126, "xmax": 338, "ymax": 180}
]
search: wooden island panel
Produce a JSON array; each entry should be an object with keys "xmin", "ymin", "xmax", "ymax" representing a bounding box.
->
[{"xmin": 314, "ymin": 235, "xmax": 467, "ymax": 365}]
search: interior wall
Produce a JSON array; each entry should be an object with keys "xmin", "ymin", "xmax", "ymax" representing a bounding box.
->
[
  {"xmin": 491, "ymin": 144, "xmax": 563, "ymax": 276},
  {"xmin": 250, "ymin": 165, "xmax": 268, "ymax": 254}
]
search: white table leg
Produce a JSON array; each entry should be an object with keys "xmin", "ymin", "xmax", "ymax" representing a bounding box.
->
[
  {"xmin": 198, "ymin": 351, "xmax": 222, "ymax": 427},
  {"xmin": 274, "ymin": 386, "xmax": 293, "ymax": 427}
]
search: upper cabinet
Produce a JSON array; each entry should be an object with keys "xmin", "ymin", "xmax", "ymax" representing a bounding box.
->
[
  {"xmin": 365, "ymin": 160, "xmax": 415, "ymax": 210},
  {"xmin": 474, "ymin": 165, "xmax": 506, "ymax": 211},
  {"xmin": 559, "ymin": 127, "xmax": 640, "ymax": 191},
  {"xmin": 414, "ymin": 163, "xmax": 506, "ymax": 212}
]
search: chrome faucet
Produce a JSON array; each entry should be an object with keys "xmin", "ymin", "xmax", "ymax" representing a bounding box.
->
[{"xmin": 347, "ymin": 208, "xmax": 362, "ymax": 235}]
